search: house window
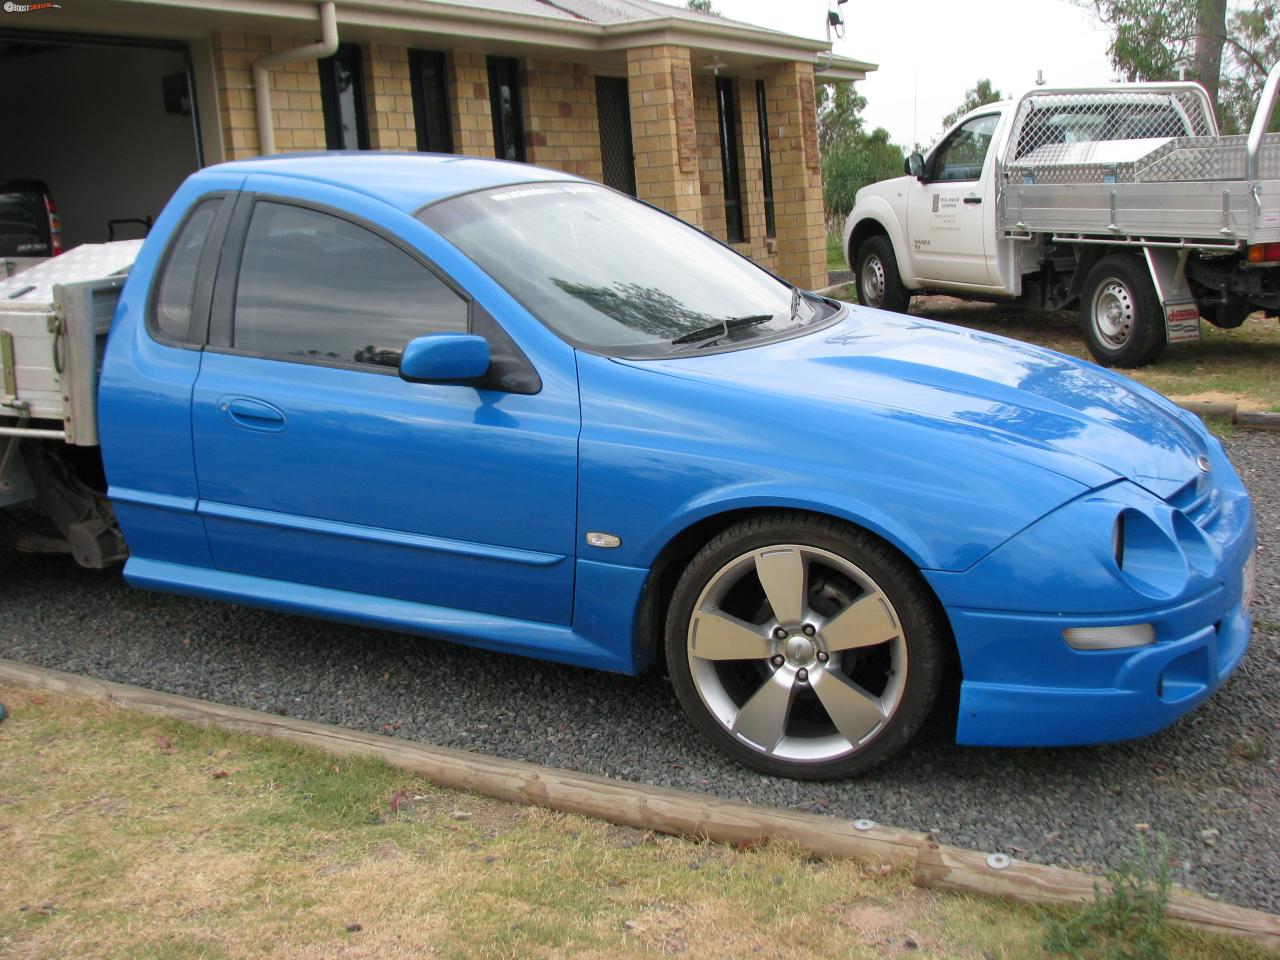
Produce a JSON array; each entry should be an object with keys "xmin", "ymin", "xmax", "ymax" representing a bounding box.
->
[
  {"xmin": 755, "ymin": 80, "xmax": 776, "ymax": 239},
  {"xmin": 715, "ymin": 76, "xmax": 744, "ymax": 243},
  {"xmin": 487, "ymin": 56, "xmax": 525, "ymax": 162},
  {"xmin": 318, "ymin": 43, "xmax": 369, "ymax": 150},
  {"xmin": 410, "ymin": 49, "xmax": 453, "ymax": 154}
]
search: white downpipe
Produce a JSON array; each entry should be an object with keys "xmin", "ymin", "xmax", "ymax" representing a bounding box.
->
[{"xmin": 253, "ymin": 1, "xmax": 339, "ymax": 156}]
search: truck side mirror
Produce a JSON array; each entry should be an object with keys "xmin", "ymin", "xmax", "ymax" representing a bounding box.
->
[
  {"xmin": 906, "ymin": 153, "xmax": 926, "ymax": 179},
  {"xmin": 399, "ymin": 333, "xmax": 490, "ymax": 384}
]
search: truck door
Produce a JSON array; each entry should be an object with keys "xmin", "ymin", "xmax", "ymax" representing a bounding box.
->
[
  {"xmin": 905, "ymin": 113, "xmax": 1000, "ymax": 287},
  {"xmin": 190, "ymin": 193, "xmax": 579, "ymax": 626}
]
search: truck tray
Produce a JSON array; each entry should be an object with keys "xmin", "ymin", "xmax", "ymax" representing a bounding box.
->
[{"xmin": 0, "ymin": 241, "xmax": 142, "ymax": 446}]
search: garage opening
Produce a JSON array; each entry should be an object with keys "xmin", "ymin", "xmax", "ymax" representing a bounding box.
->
[{"xmin": 0, "ymin": 30, "xmax": 203, "ymax": 252}]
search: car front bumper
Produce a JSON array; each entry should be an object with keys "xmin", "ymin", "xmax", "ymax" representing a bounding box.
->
[{"xmin": 948, "ymin": 578, "xmax": 1252, "ymax": 746}]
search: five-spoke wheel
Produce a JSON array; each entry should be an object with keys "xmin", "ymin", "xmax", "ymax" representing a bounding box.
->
[{"xmin": 666, "ymin": 515, "xmax": 944, "ymax": 779}]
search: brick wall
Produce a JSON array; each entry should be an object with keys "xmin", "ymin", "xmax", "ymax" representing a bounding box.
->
[
  {"xmin": 206, "ymin": 34, "xmax": 820, "ymax": 286},
  {"xmin": 363, "ymin": 43, "xmax": 416, "ymax": 150},
  {"xmin": 212, "ymin": 31, "xmax": 325, "ymax": 159},
  {"xmin": 521, "ymin": 59, "xmax": 603, "ymax": 180},
  {"xmin": 448, "ymin": 50, "xmax": 495, "ymax": 157}
]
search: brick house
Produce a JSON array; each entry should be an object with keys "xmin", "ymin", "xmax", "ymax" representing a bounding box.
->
[{"xmin": 0, "ymin": 0, "xmax": 873, "ymax": 288}]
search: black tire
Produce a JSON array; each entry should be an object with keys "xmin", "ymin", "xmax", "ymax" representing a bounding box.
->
[
  {"xmin": 853, "ymin": 235, "xmax": 910, "ymax": 313},
  {"xmin": 1079, "ymin": 254, "xmax": 1166, "ymax": 367},
  {"xmin": 664, "ymin": 513, "xmax": 946, "ymax": 780},
  {"xmin": 1201, "ymin": 302, "xmax": 1253, "ymax": 330}
]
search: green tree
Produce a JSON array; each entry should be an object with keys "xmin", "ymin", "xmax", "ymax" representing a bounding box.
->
[
  {"xmin": 940, "ymin": 79, "xmax": 1004, "ymax": 130},
  {"xmin": 685, "ymin": 0, "xmax": 720, "ymax": 13},
  {"xmin": 816, "ymin": 82, "xmax": 905, "ymax": 221},
  {"xmin": 817, "ymin": 82, "xmax": 868, "ymax": 151},
  {"xmin": 1083, "ymin": 0, "xmax": 1228, "ymax": 110},
  {"xmin": 821, "ymin": 127, "xmax": 905, "ymax": 221},
  {"xmin": 1085, "ymin": 0, "xmax": 1277, "ymax": 132},
  {"xmin": 1219, "ymin": 1, "xmax": 1280, "ymax": 134}
]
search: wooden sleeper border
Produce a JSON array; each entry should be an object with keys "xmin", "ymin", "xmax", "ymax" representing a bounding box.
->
[{"xmin": 0, "ymin": 658, "xmax": 1276, "ymax": 952}]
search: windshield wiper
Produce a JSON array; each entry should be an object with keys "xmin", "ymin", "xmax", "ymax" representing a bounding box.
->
[{"xmin": 670, "ymin": 314, "xmax": 774, "ymax": 348}]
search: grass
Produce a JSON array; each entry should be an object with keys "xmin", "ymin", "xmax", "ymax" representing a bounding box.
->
[
  {"xmin": 826, "ymin": 230, "xmax": 845, "ymax": 270},
  {"xmin": 833, "ymin": 284, "xmax": 1280, "ymax": 411},
  {"xmin": 0, "ymin": 686, "xmax": 1269, "ymax": 960}
]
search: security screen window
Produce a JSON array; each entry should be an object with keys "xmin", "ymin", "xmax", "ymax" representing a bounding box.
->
[
  {"xmin": 234, "ymin": 202, "xmax": 467, "ymax": 368},
  {"xmin": 410, "ymin": 49, "xmax": 453, "ymax": 154},
  {"xmin": 421, "ymin": 182, "xmax": 834, "ymax": 356},
  {"xmin": 755, "ymin": 79, "xmax": 776, "ymax": 239},
  {"xmin": 487, "ymin": 56, "xmax": 525, "ymax": 162},
  {"xmin": 319, "ymin": 43, "xmax": 370, "ymax": 150},
  {"xmin": 716, "ymin": 76, "xmax": 745, "ymax": 243}
]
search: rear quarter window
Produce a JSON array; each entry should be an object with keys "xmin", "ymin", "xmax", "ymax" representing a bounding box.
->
[{"xmin": 153, "ymin": 198, "xmax": 223, "ymax": 342}]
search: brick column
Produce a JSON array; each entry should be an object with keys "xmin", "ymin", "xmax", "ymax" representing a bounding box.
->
[
  {"xmin": 363, "ymin": 44, "xmax": 416, "ymax": 150},
  {"xmin": 448, "ymin": 50, "xmax": 495, "ymax": 157},
  {"xmin": 626, "ymin": 45, "xmax": 702, "ymax": 228},
  {"xmin": 521, "ymin": 59, "xmax": 603, "ymax": 180},
  {"xmin": 212, "ymin": 31, "xmax": 325, "ymax": 159},
  {"xmin": 763, "ymin": 61, "xmax": 825, "ymax": 289}
]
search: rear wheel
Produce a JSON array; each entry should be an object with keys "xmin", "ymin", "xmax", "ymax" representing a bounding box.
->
[
  {"xmin": 1079, "ymin": 255, "xmax": 1166, "ymax": 367},
  {"xmin": 854, "ymin": 235, "xmax": 910, "ymax": 313},
  {"xmin": 665, "ymin": 514, "xmax": 945, "ymax": 780}
]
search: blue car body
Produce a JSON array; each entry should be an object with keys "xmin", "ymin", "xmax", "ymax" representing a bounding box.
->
[{"xmin": 98, "ymin": 154, "xmax": 1255, "ymax": 749}]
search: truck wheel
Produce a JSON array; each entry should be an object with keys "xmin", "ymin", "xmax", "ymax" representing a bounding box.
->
[
  {"xmin": 1079, "ymin": 255, "xmax": 1166, "ymax": 367},
  {"xmin": 1201, "ymin": 303, "xmax": 1253, "ymax": 329},
  {"xmin": 664, "ymin": 514, "xmax": 944, "ymax": 780},
  {"xmin": 854, "ymin": 236, "xmax": 910, "ymax": 313}
]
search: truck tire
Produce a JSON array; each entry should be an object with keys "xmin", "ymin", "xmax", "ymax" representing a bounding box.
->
[
  {"xmin": 854, "ymin": 236, "xmax": 910, "ymax": 313},
  {"xmin": 1079, "ymin": 255, "xmax": 1166, "ymax": 367}
]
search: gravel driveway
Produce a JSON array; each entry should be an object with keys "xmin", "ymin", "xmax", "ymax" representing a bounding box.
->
[{"xmin": 1, "ymin": 432, "xmax": 1276, "ymax": 913}]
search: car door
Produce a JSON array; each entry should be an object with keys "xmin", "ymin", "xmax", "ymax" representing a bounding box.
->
[
  {"xmin": 905, "ymin": 113, "xmax": 1000, "ymax": 287},
  {"xmin": 190, "ymin": 191, "xmax": 579, "ymax": 625}
]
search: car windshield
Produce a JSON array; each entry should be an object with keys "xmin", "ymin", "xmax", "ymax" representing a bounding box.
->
[{"xmin": 419, "ymin": 182, "xmax": 831, "ymax": 355}]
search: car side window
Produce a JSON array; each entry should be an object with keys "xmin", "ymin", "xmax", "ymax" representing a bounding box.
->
[
  {"xmin": 930, "ymin": 114, "xmax": 999, "ymax": 182},
  {"xmin": 233, "ymin": 201, "xmax": 468, "ymax": 369},
  {"xmin": 154, "ymin": 198, "xmax": 223, "ymax": 341}
]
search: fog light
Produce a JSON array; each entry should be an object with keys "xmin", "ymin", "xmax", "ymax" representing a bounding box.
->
[
  {"xmin": 1242, "ymin": 548, "xmax": 1257, "ymax": 612},
  {"xmin": 1063, "ymin": 624, "xmax": 1156, "ymax": 650}
]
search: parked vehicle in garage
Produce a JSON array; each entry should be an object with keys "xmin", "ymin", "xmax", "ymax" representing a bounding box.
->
[
  {"xmin": 843, "ymin": 64, "xmax": 1280, "ymax": 367},
  {"xmin": 0, "ymin": 154, "xmax": 1257, "ymax": 779},
  {"xmin": 0, "ymin": 179, "xmax": 63, "ymax": 277}
]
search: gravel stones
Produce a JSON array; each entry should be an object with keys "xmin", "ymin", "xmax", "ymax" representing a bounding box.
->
[{"xmin": 0, "ymin": 432, "xmax": 1276, "ymax": 912}]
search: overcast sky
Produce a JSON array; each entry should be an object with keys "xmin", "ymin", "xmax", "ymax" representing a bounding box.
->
[{"xmin": 712, "ymin": 0, "xmax": 1119, "ymax": 148}]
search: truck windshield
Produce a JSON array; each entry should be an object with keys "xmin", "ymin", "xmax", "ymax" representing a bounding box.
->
[{"xmin": 419, "ymin": 182, "xmax": 830, "ymax": 356}]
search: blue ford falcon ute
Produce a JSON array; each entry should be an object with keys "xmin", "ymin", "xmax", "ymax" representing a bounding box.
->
[{"xmin": 98, "ymin": 154, "xmax": 1257, "ymax": 779}]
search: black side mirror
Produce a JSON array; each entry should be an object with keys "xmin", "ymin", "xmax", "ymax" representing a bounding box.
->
[{"xmin": 906, "ymin": 153, "xmax": 926, "ymax": 179}]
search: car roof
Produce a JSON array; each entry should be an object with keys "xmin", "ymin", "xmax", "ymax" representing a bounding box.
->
[{"xmin": 204, "ymin": 152, "xmax": 582, "ymax": 213}]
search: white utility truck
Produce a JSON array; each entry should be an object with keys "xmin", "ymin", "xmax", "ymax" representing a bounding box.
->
[{"xmin": 842, "ymin": 66, "xmax": 1280, "ymax": 366}]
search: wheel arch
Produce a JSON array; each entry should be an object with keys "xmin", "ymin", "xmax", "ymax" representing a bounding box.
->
[
  {"xmin": 843, "ymin": 202, "xmax": 916, "ymax": 288},
  {"xmin": 631, "ymin": 502, "xmax": 951, "ymax": 673}
]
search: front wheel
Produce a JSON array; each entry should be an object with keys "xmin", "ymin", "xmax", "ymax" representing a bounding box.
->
[
  {"xmin": 853, "ymin": 236, "xmax": 910, "ymax": 313},
  {"xmin": 665, "ymin": 514, "xmax": 945, "ymax": 780},
  {"xmin": 1079, "ymin": 255, "xmax": 1166, "ymax": 367}
]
